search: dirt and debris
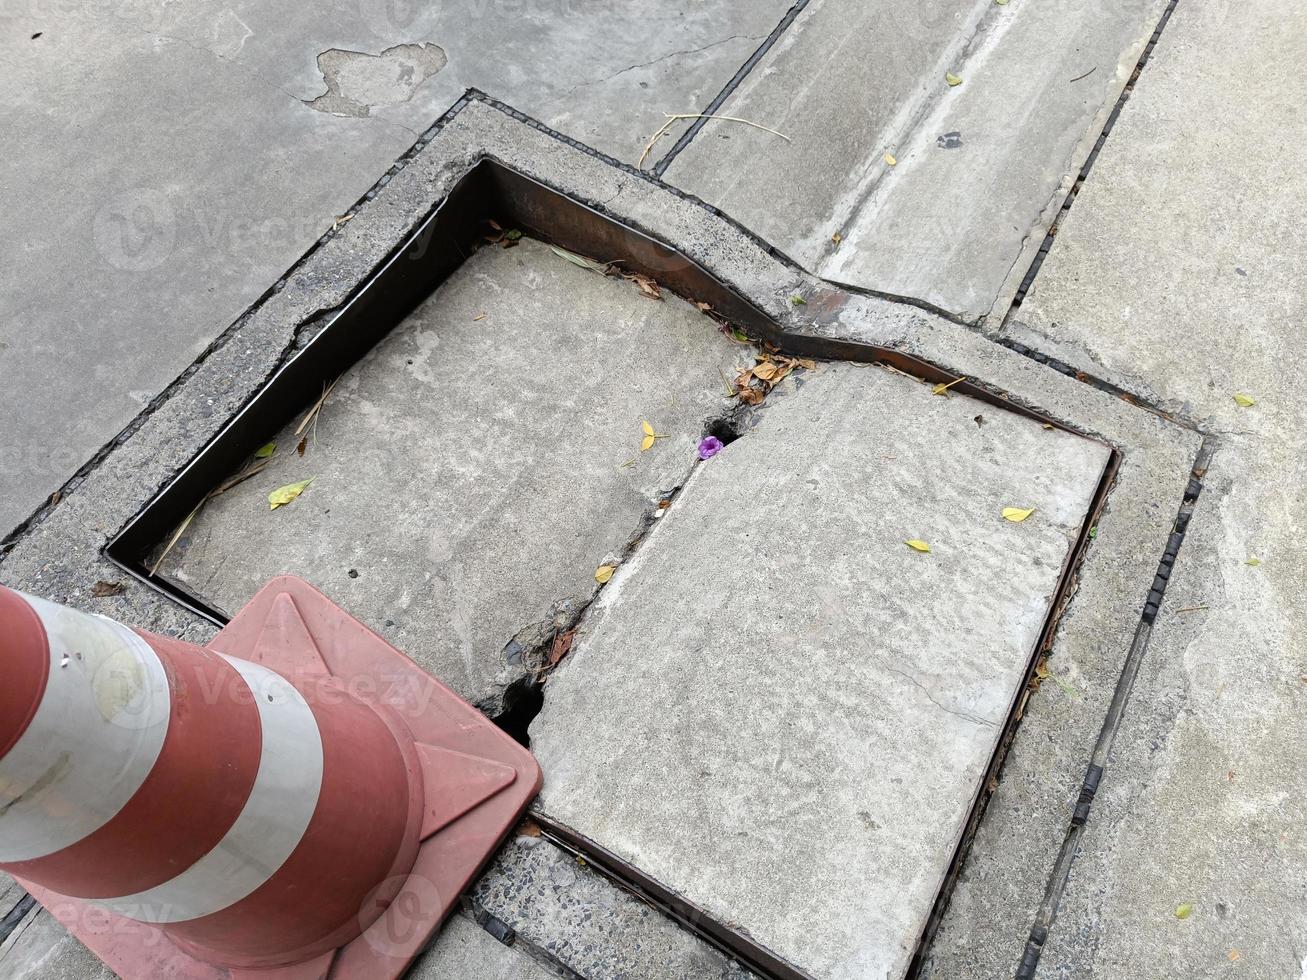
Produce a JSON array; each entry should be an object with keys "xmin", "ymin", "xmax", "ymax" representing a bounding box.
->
[{"xmin": 732, "ymin": 351, "xmax": 816, "ymax": 406}]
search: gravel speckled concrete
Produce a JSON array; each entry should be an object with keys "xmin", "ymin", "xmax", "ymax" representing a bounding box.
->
[
  {"xmin": 409, "ymin": 912, "xmax": 558, "ymax": 980},
  {"xmin": 472, "ymin": 834, "xmax": 755, "ymax": 980},
  {"xmin": 531, "ymin": 361, "xmax": 1110, "ymax": 979}
]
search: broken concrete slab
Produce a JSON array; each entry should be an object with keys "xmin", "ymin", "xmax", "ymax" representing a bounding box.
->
[
  {"xmin": 154, "ymin": 237, "xmax": 747, "ymax": 711},
  {"xmin": 0, "ymin": 0, "xmax": 790, "ymax": 537},
  {"xmin": 409, "ymin": 912, "xmax": 558, "ymax": 980},
  {"xmin": 531, "ymin": 361, "xmax": 1110, "ymax": 979},
  {"xmin": 664, "ymin": 0, "xmax": 1167, "ymax": 322},
  {"xmin": 991, "ymin": 1, "xmax": 1307, "ymax": 975},
  {"xmin": 471, "ymin": 833, "xmax": 755, "ymax": 979}
]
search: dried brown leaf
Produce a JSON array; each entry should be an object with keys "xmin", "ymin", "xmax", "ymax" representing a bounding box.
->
[
  {"xmin": 516, "ymin": 817, "xmax": 542, "ymax": 838},
  {"xmin": 548, "ymin": 630, "xmax": 576, "ymax": 667},
  {"xmin": 628, "ymin": 274, "xmax": 662, "ymax": 300},
  {"xmin": 91, "ymin": 580, "xmax": 125, "ymax": 597}
]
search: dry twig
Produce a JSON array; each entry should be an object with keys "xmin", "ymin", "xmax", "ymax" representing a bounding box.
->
[{"xmin": 639, "ymin": 113, "xmax": 791, "ymax": 169}]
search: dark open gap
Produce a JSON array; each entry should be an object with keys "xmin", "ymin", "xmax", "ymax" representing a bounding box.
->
[
  {"xmin": 494, "ymin": 677, "xmax": 545, "ymax": 749},
  {"xmin": 0, "ymin": 894, "xmax": 36, "ymax": 947},
  {"xmin": 105, "ymin": 156, "xmax": 1120, "ymax": 979}
]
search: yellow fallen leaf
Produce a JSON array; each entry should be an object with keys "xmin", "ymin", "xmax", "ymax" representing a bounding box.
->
[
  {"xmin": 1003, "ymin": 507, "xmax": 1037, "ymax": 523},
  {"xmin": 1174, "ymin": 903, "xmax": 1193, "ymax": 920},
  {"xmin": 640, "ymin": 434, "xmax": 657, "ymax": 452},
  {"xmin": 268, "ymin": 477, "xmax": 314, "ymax": 511},
  {"xmin": 642, "ymin": 420, "xmax": 655, "ymax": 436},
  {"xmin": 905, "ymin": 540, "xmax": 931, "ymax": 553},
  {"xmin": 1233, "ymin": 393, "xmax": 1255, "ymax": 407},
  {"xmin": 1244, "ymin": 556, "xmax": 1262, "ymax": 566},
  {"xmin": 884, "ymin": 152, "xmax": 897, "ymax": 166},
  {"xmin": 946, "ymin": 72, "xmax": 963, "ymax": 87},
  {"xmin": 594, "ymin": 565, "xmax": 615, "ymax": 584},
  {"xmin": 932, "ymin": 376, "xmax": 966, "ymax": 396},
  {"xmin": 254, "ymin": 442, "xmax": 276, "ymax": 459}
]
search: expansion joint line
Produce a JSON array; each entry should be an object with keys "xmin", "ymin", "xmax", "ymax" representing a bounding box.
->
[
  {"xmin": 1013, "ymin": 436, "xmax": 1216, "ymax": 980},
  {"xmin": 1006, "ymin": 0, "xmax": 1182, "ymax": 312},
  {"xmin": 0, "ymin": 893, "xmax": 36, "ymax": 947},
  {"xmin": 651, "ymin": 0, "xmax": 812, "ymax": 176}
]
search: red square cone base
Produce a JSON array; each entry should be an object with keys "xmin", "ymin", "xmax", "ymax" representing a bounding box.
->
[{"xmin": 18, "ymin": 576, "xmax": 542, "ymax": 979}]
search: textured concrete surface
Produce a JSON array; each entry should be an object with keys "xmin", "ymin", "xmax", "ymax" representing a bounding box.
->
[
  {"xmin": 0, "ymin": 0, "xmax": 790, "ymax": 537},
  {"xmin": 471, "ymin": 833, "xmax": 755, "ymax": 979},
  {"xmin": 532, "ymin": 362, "xmax": 1110, "ymax": 979},
  {"xmin": 0, "ymin": 907, "xmax": 111, "ymax": 980},
  {"xmin": 410, "ymin": 912, "xmax": 558, "ymax": 980},
  {"xmin": 156, "ymin": 236, "xmax": 747, "ymax": 711},
  {"xmin": 999, "ymin": 1, "xmax": 1307, "ymax": 976},
  {"xmin": 665, "ymin": 0, "xmax": 1166, "ymax": 322}
]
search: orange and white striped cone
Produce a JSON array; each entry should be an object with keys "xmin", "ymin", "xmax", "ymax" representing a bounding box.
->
[{"xmin": 0, "ymin": 576, "xmax": 541, "ymax": 979}]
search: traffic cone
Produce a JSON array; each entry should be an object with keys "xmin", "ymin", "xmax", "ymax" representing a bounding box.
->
[{"xmin": 0, "ymin": 576, "xmax": 541, "ymax": 978}]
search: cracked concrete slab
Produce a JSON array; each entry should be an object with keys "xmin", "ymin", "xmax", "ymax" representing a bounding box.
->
[
  {"xmin": 993, "ymin": 0, "xmax": 1307, "ymax": 975},
  {"xmin": 664, "ymin": 0, "xmax": 1168, "ymax": 322},
  {"xmin": 0, "ymin": 0, "xmax": 791, "ymax": 538},
  {"xmin": 470, "ymin": 833, "xmax": 756, "ymax": 979},
  {"xmin": 153, "ymin": 236, "xmax": 749, "ymax": 711},
  {"xmin": 530, "ymin": 361, "xmax": 1110, "ymax": 979},
  {"xmin": 410, "ymin": 912, "xmax": 557, "ymax": 979}
]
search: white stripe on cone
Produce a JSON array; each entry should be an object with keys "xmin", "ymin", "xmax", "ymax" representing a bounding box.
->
[
  {"xmin": 97, "ymin": 656, "xmax": 324, "ymax": 923},
  {"xmin": 0, "ymin": 594, "xmax": 170, "ymax": 863}
]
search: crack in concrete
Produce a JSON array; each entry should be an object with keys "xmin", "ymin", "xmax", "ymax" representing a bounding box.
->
[
  {"xmin": 562, "ymin": 34, "xmax": 764, "ymax": 100},
  {"xmin": 883, "ymin": 665, "xmax": 998, "ymax": 729}
]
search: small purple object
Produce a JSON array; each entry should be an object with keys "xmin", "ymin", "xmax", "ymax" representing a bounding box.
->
[{"xmin": 698, "ymin": 436, "xmax": 724, "ymax": 460}]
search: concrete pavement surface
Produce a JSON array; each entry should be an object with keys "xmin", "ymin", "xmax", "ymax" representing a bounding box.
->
[{"xmin": 2, "ymin": 0, "xmax": 1304, "ymax": 978}]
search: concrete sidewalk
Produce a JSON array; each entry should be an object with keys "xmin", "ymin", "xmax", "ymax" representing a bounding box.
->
[{"xmin": 2, "ymin": 0, "xmax": 1304, "ymax": 978}]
